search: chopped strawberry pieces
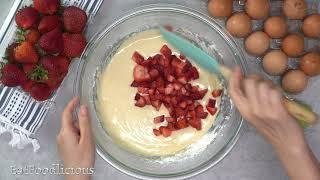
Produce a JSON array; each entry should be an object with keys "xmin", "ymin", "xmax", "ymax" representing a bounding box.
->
[
  {"xmin": 212, "ymin": 89, "xmax": 223, "ymax": 97},
  {"xmin": 206, "ymin": 106, "xmax": 217, "ymax": 116},
  {"xmin": 153, "ymin": 129, "xmax": 161, "ymax": 136},
  {"xmin": 154, "ymin": 115, "xmax": 165, "ymax": 124},
  {"xmin": 132, "ymin": 51, "xmax": 145, "ymax": 65},
  {"xmin": 131, "ymin": 45, "xmax": 219, "ymax": 137}
]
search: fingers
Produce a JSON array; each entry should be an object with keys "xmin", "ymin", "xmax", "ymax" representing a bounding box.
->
[
  {"xmin": 78, "ymin": 105, "xmax": 93, "ymax": 144},
  {"xmin": 229, "ymin": 66, "xmax": 247, "ymax": 108},
  {"xmin": 61, "ymin": 97, "xmax": 79, "ymax": 130}
]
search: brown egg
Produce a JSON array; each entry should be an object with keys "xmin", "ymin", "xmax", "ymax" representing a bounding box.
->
[
  {"xmin": 282, "ymin": 70, "xmax": 308, "ymax": 94},
  {"xmin": 245, "ymin": 31, "xmax": 270, "ymax": 56},
  {"xmin": 264, "ymin": 16, "xmax": 288, "ymax": 38},
  {"xmin": 302, "ymin": 14, "xmax": 320, "ymax": 38},
  {"xmin": 283, "ymin": 0, "xmax": 307, "ymax": 19},
  {"xmin": 300, "ymin": 52, "xmax": 320, "ymax": 76},
  {"xmin": 282, "ymin": 34, "xmax": 304, "ymax": 57},
  {"xmin": 208, "ymin": 0, "xmax": 233, "ymax": 18},
  {"xmin": 226, "ymin": 13, "xmax": 252, "ymax": 38},
  {"xmin": 245, "ymin": 0, "xmax": 270, "ymax": 19},
  {"xmin": 263, "ymin": 50, "xmax": 288, "ymax": 75}
]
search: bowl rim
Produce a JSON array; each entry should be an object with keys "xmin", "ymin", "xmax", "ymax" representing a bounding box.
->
[{"xmin": 75, "ymin": 3, "xmax": 247, "ymax": 180}]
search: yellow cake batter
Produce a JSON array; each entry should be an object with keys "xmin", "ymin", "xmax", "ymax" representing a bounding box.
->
[{"xmin": 96, "ymin": 30, "xmax": 221, "ymax": 156}]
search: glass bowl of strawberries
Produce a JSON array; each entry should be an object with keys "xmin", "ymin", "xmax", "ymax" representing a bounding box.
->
[{"xmin": 75, "ymin": 4, "xmax": 248, "ymax": 180}]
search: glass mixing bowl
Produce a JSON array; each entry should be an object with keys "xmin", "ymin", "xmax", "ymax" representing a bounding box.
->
[{"xmin": 74, "ymin": 4, "xmax": 248, "ymax": 179}]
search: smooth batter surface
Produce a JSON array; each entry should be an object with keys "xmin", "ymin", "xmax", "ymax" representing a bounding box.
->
[{"xmin": 96, "ymin": 30, "xmax": 221, "ymax": 156}]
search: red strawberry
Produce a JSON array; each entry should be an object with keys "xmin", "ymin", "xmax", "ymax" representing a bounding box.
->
[
  {"xmin": 165, "ymin": 117, "xmax": 177, "ymax": 123},
  {"xmin": 40, "ymin": 55, "xmax": 59, "ymax": 76},
  {"xmin": 23, "ymin": 64, "xmax": 37, "ymax": 74},
  {"xmin": 151, "ymin": 100, "xmax": 162, "ymax": 111},
  {"xmin": 63, "ymin": 6, "xmax": 87, "ymax": 33},
  {"xmin": 207, "ymin": 99, "xmax": 216, "ymax": 108},
  {"xmin": 135, "ymin": 95, "xmax": 146, "ymax": 107},
  {"xmin": 159, "ymin": 126, "xmax": 172, "ymax": 137},
  {"xmin": 38, "ymin": 15, "xmax": 61, "ymax": 33},
  {"xmin": 33, "ymin": 0, "xmax": 60, "ymax": 15},
  {"xmin": 44, "ymin": 74, "xmax": 63, "ymax": 90},
  {"xmin": 5, "ymin": 43, "xmax": 18, "ymax": 63},
  {"xmin": 212, "ymin": 89, "xmax": 223, "ymax": 97},
  {"xmin": 132, "ymin": 51, "xmax": 144, "ymax": 64},
  {"xmin": 22, "ymin": 80, "xmax": 36, "ymax": 93},
  {"xmin": 62, "ymin": 33, "xmax": 87, "ymax": 58},
  {"xmin": 30, "ymin": 83, "xmax": 51, "ymax": 101},
  {"xmin": 15, "ymin": 7, "xmax": 39, "ymax": 30},
  {"xmin": 0, "ymin": 64, "xmax": 27, "ymax": 87},
  {"xmin": 177, "ymin": 119, "xmax": 188, "ymax": 129},
  {"xmin": 55, "ymin": 56, "xmax": 70, "ymax": 75},
  {"xmin": 188, "ymin": 120, "xmax": 201, "ymax": 130},
  {"xmin": 14, "ymin": 42, "xmax": 39, "ymax": 63},
  {"xmin": 160, "ymin": 45, "xmax": 172, "ymax": 57},
  {"xmin": 25, "ymin": 29, "xmax": 40, "ymax": 44},
  {"xmin": 195, "ymin": 105, "xmax": 208, "ymax": 119},
  {"xmin": 153, "ymin": 129, "xmax": 161, "ymax": 136},
  {"xmin": 39, "ymin": 28, "xmax": 63, "ymax": 54},
  {"xmin": 154, "ymin": 115, "xmax": 164, "ymax": 124},
  {"xmin": 206, "ymin": 106, "xmax": 217, "ymax": 116},
  {"xmin": 133, "ymin": 65, "xmax": 151, "ymax": 83}
]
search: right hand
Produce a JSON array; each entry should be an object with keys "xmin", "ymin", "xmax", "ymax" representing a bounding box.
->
[
  {"xmin": 228, "ymin": 67, "xmax": 320, "ymax": 180},
  {"xmin": 228, "ymin": 66, "xmax": 303, "ymax": 147}
]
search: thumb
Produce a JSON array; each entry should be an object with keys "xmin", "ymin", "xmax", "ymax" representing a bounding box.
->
[{"xmin": 78, "ymin": 105, "xmax": 93, "ymax": 144}]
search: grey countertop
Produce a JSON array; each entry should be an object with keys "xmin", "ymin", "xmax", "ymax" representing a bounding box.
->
[{"xmin": 0, "ymin": 0, "xmax": 319, "ymax": 180}]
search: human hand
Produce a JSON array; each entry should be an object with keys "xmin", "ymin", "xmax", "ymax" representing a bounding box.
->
[
  {"xmin": 57, "ymin": 97, "xmax": 95, "ymax": 180},
  {"xmin": 228, "ymin": 67, "xmax": 320, "ymax": 180}
]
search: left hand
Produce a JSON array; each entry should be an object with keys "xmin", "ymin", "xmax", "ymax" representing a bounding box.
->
[{"xmin": 57, "ymin": 97, "xmax": 95, "ymax": 180}]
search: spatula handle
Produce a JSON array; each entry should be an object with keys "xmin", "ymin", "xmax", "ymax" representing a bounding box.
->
[{"xmin": 220, "ymin": 65, "xmax": 318, "ymax": 124}]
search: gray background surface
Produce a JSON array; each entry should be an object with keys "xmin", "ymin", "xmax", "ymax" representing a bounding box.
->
[{"xmin": 0, "ymin": 0, "xmax": 319, "ymax": 180}]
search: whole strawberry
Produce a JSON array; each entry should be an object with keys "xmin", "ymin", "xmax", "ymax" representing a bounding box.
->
[
  {"xmin": 5, "ymin": 43, "xmax": 18, "ymax": 63},
  {"xmin": 14, "ymin": 42, "xmax": 39, "ymax": 64},
  {"xmin": 38, "ymin": 15, "xmax": 61, "ymax": 34},
  {"xmin": 63, "ymin": 33, "xmax": 86, "ymax": 58},
  {"xmin": 40, "ymin": 55, "xmax": 60, "ymax": 76},
  {"xmin": 63, "ymin": 6, "xmax": 87, "ymax": 33},
  {"xmin": 30, "ymin": 83, "xmax": 51, "ymax": 101},
  {"xmin": 22, "ymin": 80, "xmax": 36, "ymax": 93},
  {"xmin": 1, "ymin": 64, "xmax": 27, "ymax": 87},
  {"xmin": 33, "ymin": 0, "xmax": 60, "ymax": 15},
  {"xmin": 56, "ymin": 56, "xmax": 70, "ymax": 75},
  {"xmin": 25, "ymin": 29, "xmax": 41, "ymax": 44},
  {"xmin": 39, "ymin": 27, "xmax": 63, "ymax": 54},
  {"xmin": 15, "ymin": 7, "xmax": 39, "ymax": 30}
]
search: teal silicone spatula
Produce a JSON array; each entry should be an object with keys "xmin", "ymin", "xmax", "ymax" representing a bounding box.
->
[{"xmin": 159, "ymin": 27, "xmax": 317, "ymax": 125}]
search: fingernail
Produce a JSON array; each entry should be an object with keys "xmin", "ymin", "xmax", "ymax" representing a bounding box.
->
[{"xmin": 80, "ymin": 105, "xmax": 88, "ymax": 116}]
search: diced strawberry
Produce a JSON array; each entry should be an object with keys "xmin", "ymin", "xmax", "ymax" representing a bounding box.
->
[
  {"xmin": 135, "ymin": 95, "xmax": 146, "ymax": 107},
  {"xmin": 159, "ymin": 126, "xmax": 172, "ymax": 137},
  {"xmin": 171, "ymin": 58, "xmax": 181, "ymax": 68},
  {"xmin": 165, "ymin": 117, "xmax": 177, "ymax": 123},
  {"xmin": 173, "ymin": 83, "xmax": 183, "ymax": 90},
  {"xmin": 177, "ymin": 77, "xmax": 187, "ymax": 84},
  {"xmin": 195, "ymin": 105, "xmax": 208, "ymax": 119},
  {"xmin": 206, "ymin": 106, "xmax": 217, "ymax": 116},
  {"xmin": 132, "ymin": 51, "xmax": 144, "ymax": 64},
  {"xmin": 175, "ymin": 107, "xmax": 185, "ymax": 117},
  {"xmin": 131, "ymin": 81, "xmax": 150, "ymax": 88},
  {"xmin": 167, "ymin": 122, "xmax": 177, "ymax": 131},
  {"xmin": 143, "ymin": 95, "xmax": 151, "ymax": 105},
  {"xmin": 133, "ymin": 65, "xmax": 151, "ymax": 82},
  {"xmin": 151, "ymin": 100, "xmax": 162, "ymax": 111},
  {"xmin": 207, "ymin": 99, "xmax": 216, "ymax": 108},
  {"xmin": 177, "ymin": 118, "xmax": 188, "ymax": 129},
  {"xmin": 212, "ymin": 89, "xmax": 223, "ymax": 97},
  {"xmin": 165, "ymin": 84, "xmax": 174, "ymax": 95},
  {"xmin": 149, "ymin": 69, "xmax": 159, "ymax": 79},
  {"xmin": 148, "ymin": 88, "xmax": 155, "ymax": 95},
  {"xmin": 188, "ymin": 120, "xmax": 202, "ymax": 130},
  {"xmin": 189, "ymin": 67, "xmax": 199, "ymax": 80},
  {"xmin": 187, "ymin": 104, "xmax": 196, "ymax": 111},
  {"xmin": 141, "ymin": 57, "xmax": 153, "ymax": 67},
  {"xmin": 179, "ymin": 54, "xmax": 186, "ymax": 59},
  {"xmin": 134, "ymin": 93, "xmax": 141, "ymax": 101},
  {"xmin": 155, "ymin": 77, "xmax": 165, "ymax": 88},
  {"xmin": 170, "ymin": 96, "xmax": 178, "ymax": 106},
  {"xmin": 160, "ymin": 45, "xmax": 172, "ymax": 57},
  {"xmin": 153, "ymin": 129, "xmax": 161, "ymax": 136},
  {"xmin": 154, "ymin": 115, "xmax": 165, "ymax": 124},
  {"xmin": 138, "ymin": 87, "xmax": 149, "ymax": 94},
  {"xmin": 166, "ymin": 75, "xmax": 175, "ymax": 82},
  {"xmin": 179, "ymin": 101, "xmax": 188, "ymax": 109}
]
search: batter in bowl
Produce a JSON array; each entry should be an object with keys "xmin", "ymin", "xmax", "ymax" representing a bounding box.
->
[{"xmin": 96, "ymin": 30, "xmax": 221, "ymax": 156}]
